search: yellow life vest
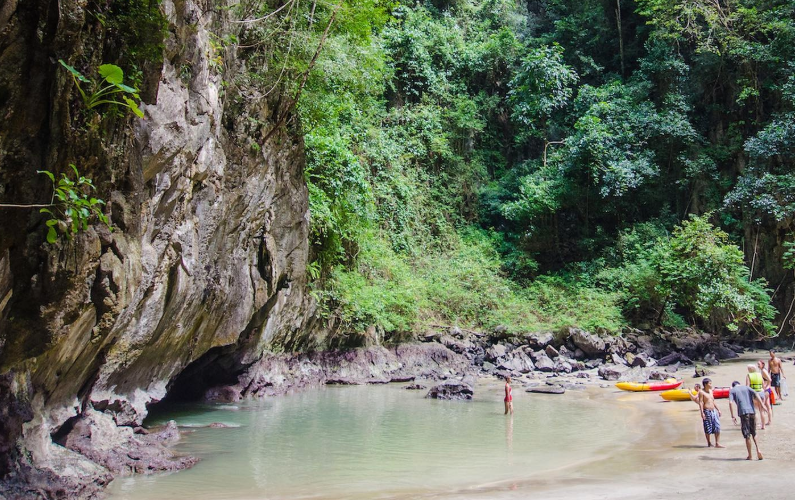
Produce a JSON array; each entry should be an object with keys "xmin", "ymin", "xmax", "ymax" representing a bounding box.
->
[{"xmin": 748, "ymin": 372, "xmax": 763, "ymax": 391}]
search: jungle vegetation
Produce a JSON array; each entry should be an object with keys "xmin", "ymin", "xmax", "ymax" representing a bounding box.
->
[{"xmin": 235, "ymin": 0, "xmax": 794, "ymax": 341}]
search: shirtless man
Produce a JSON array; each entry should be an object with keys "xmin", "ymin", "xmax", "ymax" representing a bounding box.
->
[
  {"xmin": 768, "ymin": 350, "xmax": 786, "ymax": 402},
  {"xmin": 698, "ymin": 378, "xmax": 724, "ymax": 448}
]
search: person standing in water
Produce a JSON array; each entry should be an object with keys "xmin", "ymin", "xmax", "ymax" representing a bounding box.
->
[
  {"xmin": 768, "ymin": 350, "xmax": 785, "ymax": 402},
  {"xmin": 504, "ymin": 376, "xmax": 513, "ymax": 415},
  {"xmin": 729, "ymin": 380, "xmax": 765, "ymax": 460},
  {"xmin": 746, "ymin": 364, "xmax": 770, "ymax": 428},
  {"xmin": 698, "ymin": 378, "xmax": 724, "ymax": 448}
]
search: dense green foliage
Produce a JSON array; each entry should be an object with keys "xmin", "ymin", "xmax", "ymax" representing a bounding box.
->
[{"xmin": 240, "ymin": 0, "xmax": 793, "ymax": 341}]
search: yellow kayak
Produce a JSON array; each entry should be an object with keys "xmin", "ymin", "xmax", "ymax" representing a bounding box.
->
[{"xmin": 615, "ymin": 378, "xmax": 681, "ymax": 392}]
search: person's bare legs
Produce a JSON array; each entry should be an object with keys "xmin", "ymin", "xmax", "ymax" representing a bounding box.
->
[
  {"xmin": 714, "ymin": 432, "xmax": 724, "ymax": 448},
  {"xmin": 745, "ymin": 437, "xmax": 753, "ymax": 460},
  {"xmin": 752, "ymin": 435, "xmax": 763, "ymax": 460},
  {"xmin": 705, "ymin": 432, "xmax": 712, "ymax": 447},
  {"xmin": 504, "ymin": 401, "xmax": 509, "ymax": 415},
  {"xmin": 509, "ymin": 402, "xmax": 514, "ymax": 415}
]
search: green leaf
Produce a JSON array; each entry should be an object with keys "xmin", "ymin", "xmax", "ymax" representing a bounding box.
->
[
  {"xmin": 98, "ymin": 64, "xmax": 124, "ymax": 85},
  {"xmin": 46, "ymin": 226, "xmax": 58, "ymax": 244},
  {"xmin": 59, "ymin": 60, "xmax": 91, "ymax": 83},
  {"xmin": 37, "ymin": 170, "xmax": 55, "ymax": 183},
  {"xmin": 70, "ymin": 164, "xmax": 79, "ymax": 178},
  {"xmin": 45, "ymin": 219, "xmax": 58, "ymax": 227},
  {"xmin": 123, "ymin": 96, "xmax": 145, "ymax": 118}
]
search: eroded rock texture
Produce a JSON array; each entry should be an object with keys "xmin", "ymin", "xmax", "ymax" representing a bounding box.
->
[{"xmin": 0, "ymin": 0, "xmax": 310, "ymax": 496}]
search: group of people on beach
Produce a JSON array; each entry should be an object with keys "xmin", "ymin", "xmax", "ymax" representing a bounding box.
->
[{"xmin": 693, "ymin": 350, "xmax": 786, "ymax": 460}]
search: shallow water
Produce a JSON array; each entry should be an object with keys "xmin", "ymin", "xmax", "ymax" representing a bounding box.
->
[{"xmin": 107, "ymin": 382, "xmax": 632, "ymax": 500}]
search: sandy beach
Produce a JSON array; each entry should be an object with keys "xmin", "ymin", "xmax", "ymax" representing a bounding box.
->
[{"xmin": 427, "ymin": 350, "xmax": 796, "ymax": 500}]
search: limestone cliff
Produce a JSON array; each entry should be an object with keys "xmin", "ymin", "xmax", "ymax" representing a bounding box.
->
[{"xmin": 0, "ymin": 0, "xmax": 313, "ymax": 495}]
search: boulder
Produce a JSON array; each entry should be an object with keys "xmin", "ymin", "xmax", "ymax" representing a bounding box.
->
[
  {"xmin": 630, "ymin": 353, "xmax": 650, "ymax": 368},
  {"xmin": 485, "ymin": 344, "xmax": 507, "ymax": 362},
  {"xmin": 482, "ymin": 361, "xmax": 496, "ymax": 372},
  {"xmin": 573, "ymin": 348, "xmax": 586, "ymax": 360},
  {"xmin": 712, "ymin": 344, "xmax": 738, "ymax": 361},
  {"xmin": 598, "ymin": 364, "xmax": 628, "ymax": 381},
  {"xmin": 559, "ymin": 345, "xmax": 572, "ymax": 357},
  {"xmin": 576, "ymin": 372, "xmax": 591, "ymax": 379},
  {"xmin": 545, "ymin": 345, "xmax": 560, "ymax": 359},
  {"xmin": 554, "ymin": 358, "xmax": 573, "ymax": 373},
  {"xmin": 611, "ymin": 353, "xmax": 628, "ymax": 367},
  {"xmin": 404, "ymin": 383, "xmax": 427, "ymax": 390},
  {"xmin": 606, "ymin": 336, "xmax": 634, "ymax": 356},
  {"xmin": 649, "ymin": 371, "xmax": 670, "ymax": 380},
  {"xmin": 568, "ymin": 328, "xmax": 606, "ymax": 357},
  {"xmin": 526, "ymin": 332, "xmax": 554, "ymax": 349},
  {"xmin": 657, "ymin": 352, "xmax": 684, "ymax": 366},
  {"xmin": 439, "ymin": 335, "xmax": 472, "ymax": 355},
  {"xmin": 585, "ymin": 358, "xmax": 602, "ymax": 369},
  {"xmin": 426, "ymin": 378, "xmax": 475, "ymax": 400},
  {"xmin": 526, "ymin": 385, "xmax": 566, "ymax": 394},
  {"xmin": 534, "ymin": 355, "xmax": 555, "ymax": 372},
  {"xmin": 703, "ymin": 353, "xmax": 720, "ymax": 366},
  {"xmin": 694, "ymin": 365, "xmax": 713, "ymax": 378},
  {"xmin": 496, "ymin": 348, "xmax": 535, "ymax": 374}
]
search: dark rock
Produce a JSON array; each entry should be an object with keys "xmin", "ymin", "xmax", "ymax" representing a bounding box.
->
[
  {"xmin": 657, "ymin": 352, "xmax": 683, "ymax": 366},
  {"xmin": 422, "ymin": 331, "xmax": 441, "ymax": 342},
  {"xmin": 665, "ymin": 363, "xmax": 680, "ymax": 373},
  {"xmin": 568, "ymin": 328, "xmax": 606, "ymax": 357},
  {"xmin": 485, "ymin": 344, "xmax": 507, "ymax": 362},
  {"xmin": 585, "ymin": 358, "xmax": 602, "ymax": 369},
  {"xmin": 712, "ymin": 344, "xmax": 738, "ymax": 360},
  {"xmin": 573, "ymin": 348, "xmax": 586, "ymax": 360},
  {"xmin": 526, "ymin": 332, "xmax": 555, "ymax": 349},
  {"xmin": 576, "ymin": 372, "xmax": 591, "ymax": 379},
  {"xmin": 554, "ymin": 358, "xmax": 573, "ymax": 373},
  {"xmin": 611, "ymin": 353, "xmax": 628, "ymax": 366},
  {"xmin": 630, "ymin": 353, "xmax": 650, "ymax": 368},
  {"xmin": 723, "ymin": 342, "xmax": 745, "ymax": 354},
  {"xmin": 545, "ymin": 345, "xmax": 560, "ymax": 359},
  {"xmin": 606, "ymin": 336, "xmax": 634, "ymax": 356},
  {"xmin": 526, "ymin": 385, "xmax": 565, "ymax": 394},
  {"xmin": 598, "ymin": 364, "xmax": 628, "ymax": 381},
  {"xmin": 482, "ymin": 361, "xmax": 496, "ymax": 372},
  {"xmin": 404, "ymin": 383, "xmax": 427, "ymax": 390},
  {"xmin": 426, "ymin": 378, "xmax": 475, "ymax": 400},
  {"xmin": 703, "ymin": 353, "xmax": 720, "ymax": 366},
  {"xmin": 534, "ymin": 355, "xmax": 555, "ymax": 372},
  {"xmin": 439, "ymin": 335, "xmax": 472, "ymax": 355},
  {"xmin": 449, "ymin": 326, "xmax": 462, "ymax": 338},
  {"xmin": 206, "ymin": 422, "xmax": 234, "ymax": 428},
  {"xmin": 558, "ymin": 345, "xmax": 572, "ymax": 357},
  {"xmin": 496, "ymin": 348, "xmax": 535, "ymax": 374}
]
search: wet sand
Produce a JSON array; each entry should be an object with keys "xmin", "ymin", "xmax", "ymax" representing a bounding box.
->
[{"xmin": 441, "ymin": 350, "xmax": 795, "ymax": 500}]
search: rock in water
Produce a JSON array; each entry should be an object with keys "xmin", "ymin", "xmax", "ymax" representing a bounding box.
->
[
  {"xmin": 526, "ymin": 385, "xmax": 565, "ymax": 394},
  {"xmin": 426, "ymin": 378, "xmax": 475, "ymax": 400}
]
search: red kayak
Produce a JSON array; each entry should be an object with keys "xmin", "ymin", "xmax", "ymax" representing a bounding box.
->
[{"xmin": 661, "ymin": 387, "xmax": 731, "ymax": 401}]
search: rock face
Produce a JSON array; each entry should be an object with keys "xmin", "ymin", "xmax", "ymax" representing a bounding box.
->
[{"xmin": 0, "ymin": 0, "xmax": 311, "ymax": 495}]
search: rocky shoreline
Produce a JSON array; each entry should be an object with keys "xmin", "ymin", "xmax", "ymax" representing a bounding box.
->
[{"xmin": 0, "ymin": 327, "xmax": 774, "ymax": 499}]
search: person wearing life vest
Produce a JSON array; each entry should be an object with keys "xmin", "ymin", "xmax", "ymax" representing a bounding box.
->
[{"xmin": 746, "ymin": 365, "xmax": 770, "ymax": 429}]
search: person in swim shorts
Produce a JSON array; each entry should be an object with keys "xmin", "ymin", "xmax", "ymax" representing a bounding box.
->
[
  {"xmin": 768, "ymin": 350, "xmax": 785, "ymax": 402},
  {"xmin": 698, "ymin": 378, "xmax": 723, "ymax": 448},
  {"xmin": 504, "ymin": 376, "xmax": 513, "ymax": 415},
  {"xmin": 729, "ymin": 380, "xmax": 765, "ymax": 460}
]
